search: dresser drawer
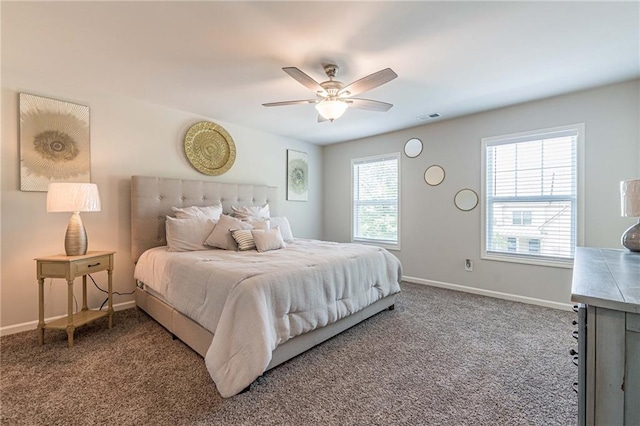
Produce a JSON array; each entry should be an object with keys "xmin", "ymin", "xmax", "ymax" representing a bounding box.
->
[{"xmin": 74, "ymin": 254, "xmax": 112, "ymax": 275}]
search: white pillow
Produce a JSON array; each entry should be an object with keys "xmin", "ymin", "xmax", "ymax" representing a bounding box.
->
[
  {"xmin": 231, "ymin": 203, "xmax": 270, "ymax": 221},
  {"xmin": 230, "ymin": 229, "xmax": 256, "ymax": 251},
  {"xmin": 165, "ymin": 216, "xmax": 216, "ymax": 252},
  {"xmin": 269, "ymin": 217, "xmax": 294, "ymax": 242},
  {"xmin": 172, "ymin": 203, "xmax": 223, "ymax": 221},
  {"xmin": 252, "ymin": 228, "xmax": 286, "ymax": 252},
  {"xmin": 205, "ymin": 214, "xmax": 253, "ymax": 250}
]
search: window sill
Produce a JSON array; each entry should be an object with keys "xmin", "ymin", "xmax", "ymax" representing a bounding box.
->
[
  {"xmin": 481, "ymin": 252, "xmax": 573, "ymax": 269},
  {"xmin": 353, "ymin": 239, "xmax": 400, "ymax": 251}
]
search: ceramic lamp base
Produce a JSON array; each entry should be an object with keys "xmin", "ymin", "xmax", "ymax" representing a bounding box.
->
[
  {"xmin": 65, "ymin": 212, "xmax": 88, "ymax": 256},
  {"xmin": 622, "ymin": 219, "xmax": 640, "ymax": 252}
]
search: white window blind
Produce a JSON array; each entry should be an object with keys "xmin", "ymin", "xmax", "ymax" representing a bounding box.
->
[
  {"xmin": 352, "ymin": 153, "xmax": 400, "ymax": 249},
  {"xmin": 482, "ymin": 125, "xmax": 582, "ymax": 266}
]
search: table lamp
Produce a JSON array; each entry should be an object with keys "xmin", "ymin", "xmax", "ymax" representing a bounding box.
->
[
  {"xmin": 621, "ymin": 179, "xmax": 640, "ymax": 252},
  {"xmin": 46, "ymin": 182, "xmax": 101, "ymax": 256}
]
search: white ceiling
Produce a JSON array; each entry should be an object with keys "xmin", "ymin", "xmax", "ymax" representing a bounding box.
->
[{"xmin": 3, "ymin": 1, "xmax": 639, "ymax": 145}]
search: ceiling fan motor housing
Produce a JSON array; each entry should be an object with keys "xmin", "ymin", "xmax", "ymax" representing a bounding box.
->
[
  {"xmin": 320, "ymin": 64, "xmax": 344, "ymax": 97},
  {"xmin": 320, "ymin": 80, "xmax": 344, "ymax": 97}
]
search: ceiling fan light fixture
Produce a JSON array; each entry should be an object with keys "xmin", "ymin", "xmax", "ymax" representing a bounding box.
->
[
  {"xmin": 264, "ymin": 65, "xmax": 397, "ymax": 122},
  {"xmin": 315, "ymin": 99, "xmax": 348, "ymax": 121}
]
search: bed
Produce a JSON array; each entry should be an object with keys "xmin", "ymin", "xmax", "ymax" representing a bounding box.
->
[{"xmin": 131, "ymin": 175, "xmax": 402, "ymax": 397}]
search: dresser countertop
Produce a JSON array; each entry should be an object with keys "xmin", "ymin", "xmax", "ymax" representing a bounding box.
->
[{"xmin": 571, "ymin": 247, "xmax": 640, "ymax": 313}]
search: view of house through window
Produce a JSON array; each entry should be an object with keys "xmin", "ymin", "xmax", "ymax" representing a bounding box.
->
[
  {"xmin": 482, "ymin": 124, "xmax": 582, "ymax": 265},
  {"xmin": 512, "ymin": 210, "xmax": 532, "ymax": 225},
  {"xmin": 351, "ymin": 153, "xmax": 400, "ymax": 249}
]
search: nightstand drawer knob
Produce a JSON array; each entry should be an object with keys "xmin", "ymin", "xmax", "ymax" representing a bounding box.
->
[{"xmin": 88, "ymin": 262, "xmax": 101, "ymax": 268}]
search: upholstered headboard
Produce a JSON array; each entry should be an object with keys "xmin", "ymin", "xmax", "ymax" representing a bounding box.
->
[{"xmin": 131, "ymin": 175, "xmax": 278, "ymax": 262}]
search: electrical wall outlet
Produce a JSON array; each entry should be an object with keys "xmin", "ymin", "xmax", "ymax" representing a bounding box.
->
[{"xmin": 465, "ymin": 259, "xmax": 473, "ymax": 272}]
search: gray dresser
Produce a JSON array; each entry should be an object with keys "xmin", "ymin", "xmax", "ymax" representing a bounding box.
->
[{"xmin": 571, "ymin": 247, "xmax": 640, "ymax": 426}]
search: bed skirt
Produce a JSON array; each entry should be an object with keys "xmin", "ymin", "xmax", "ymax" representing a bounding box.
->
[{"xmin": 135, "ymin": 285, "xmax": 397, "ymax": 372}]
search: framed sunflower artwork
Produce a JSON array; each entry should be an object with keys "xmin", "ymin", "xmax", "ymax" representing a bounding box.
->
[
  {"xmin": 19, "ymin": 93, "xmax": 91, "ymax": 192},
  {"xmin": 286, "ymin": 149, "xmax": 308, "ymax": 201}
]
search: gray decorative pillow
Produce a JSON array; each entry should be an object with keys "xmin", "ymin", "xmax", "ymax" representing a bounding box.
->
[
  {"xmin": 251, "ymin": 228, "xmax": 286, "ymax": 253},
  {"xmin": 231, "ymin": 229, "xmax": 256, "ymax": 251},
  {"xmin": 165, "ymin": 216, "xmax": 216, "ymax": 252},
  {"xmin": 247, "ymin": 218, "xmax": 270, "ymax": 229},
  {"xmin": 205, "ymin": 214, "xmax": 252, "ymax": 250}
]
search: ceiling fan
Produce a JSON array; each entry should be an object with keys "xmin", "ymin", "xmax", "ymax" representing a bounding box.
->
[{"xmin": 262, "ymin": 64, "xmax": 398, "ymax": 122}]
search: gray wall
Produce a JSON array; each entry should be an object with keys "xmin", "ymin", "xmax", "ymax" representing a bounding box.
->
[
  {"xmin": 1, "ymin": 69, "xmax": 322, "ymax": 331},
  {"xmin": 322, "ymin": 79, "xmax": 640, "ymax": 306}
]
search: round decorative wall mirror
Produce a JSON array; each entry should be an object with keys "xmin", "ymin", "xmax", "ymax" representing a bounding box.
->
[
  {"xmin": 424, "ymin": 165, "xmax": 445, "ymax": 186},
  {"xmin": 404, "ymin": 138, "xmax": 423, "ymax": 158},
  {"xmin": 454, "ymin": 189, "xmax": 479, "ymax": 211}
]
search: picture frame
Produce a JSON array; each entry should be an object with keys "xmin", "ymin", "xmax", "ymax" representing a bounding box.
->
[
  {"xmin": 19, "ymin": 93, "xmax": 91, "ymax": 192},
  {"xmin": 286, "ymin": 150, "xmax": 308, "ymax": 201}
]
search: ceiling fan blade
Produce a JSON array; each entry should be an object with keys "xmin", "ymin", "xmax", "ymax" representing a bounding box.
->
[
  {"xmin": 346, "ymin": 98, "xmax": 393, "ymax": 112},
  {"xmin": 282, "ymin": 67, "xmax": 325, "ymax": 94},
  {"xmin": 262, "ymin": 99, "xmax": 317, "ymax": 107},
  {"xmin": 339, "ymin": 68, "xmax": 398, "ymax": 97}
]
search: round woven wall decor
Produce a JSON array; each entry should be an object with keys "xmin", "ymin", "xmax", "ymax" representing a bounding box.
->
[{"xmin": 184, "ymin": 121, "xmax": 236, "ymax": 175}]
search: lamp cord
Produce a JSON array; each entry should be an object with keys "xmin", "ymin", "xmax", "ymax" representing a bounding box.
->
[{"xmin": 87, "ymin": 274, "xmax": 134, "ymax": 311}]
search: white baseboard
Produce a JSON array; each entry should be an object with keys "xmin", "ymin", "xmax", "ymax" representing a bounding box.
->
[
  {"xmin": 402, "ymin": 276, "xmax": 574, "ymax": 312},
  {"xmin": 0, "ymin": 300, "xmax": 137, "ymax": 337},
  {"xmin": 3, "ymin": 281, "xmax": 572, "ymax": 335}
]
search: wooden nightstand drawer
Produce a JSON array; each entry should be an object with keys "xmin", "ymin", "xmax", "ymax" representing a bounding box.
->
[
  {"xmin": 39, "ymin": 261, "xmax": 68, "ymax": 278},
  {"xmin": 74, "ymin": 255, "xmax": 111, "ymax": 275}
]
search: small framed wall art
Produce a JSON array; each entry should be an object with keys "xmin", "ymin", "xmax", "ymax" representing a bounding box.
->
[
  {"xmin": 19, "ymin": 93, "xmax": 91, "ymax": 192},
  {"xmin": 287, "ymin": 149, "xmax": 308, "ymax": 201}
]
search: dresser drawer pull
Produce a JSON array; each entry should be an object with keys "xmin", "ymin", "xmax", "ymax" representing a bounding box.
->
[
  {"xmin": 87, "ymin": 262, "xmax": 101, "ymax": 268},
  {"xmin": 572, "ymin": 355, "xmax": 579, "ymax": 366},
  {"xmin": 572, "ymin": 330, "xmax": 579, "ymax": 340},
  {"xmin": 572, "ymin": 382, "xmax": 578, "ymax": 393},
  {"xmin": 570, "ymin": 348, "xmax": 577, "ymax": 356}
]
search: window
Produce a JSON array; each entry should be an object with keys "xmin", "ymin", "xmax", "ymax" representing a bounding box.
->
[
  {"xmin": 351, "ymin": 153, "xmax": 400, "ymax": 249},
  {"xmin": 481, "ymin": 124, "xmax": 583, "ymax": 267}
]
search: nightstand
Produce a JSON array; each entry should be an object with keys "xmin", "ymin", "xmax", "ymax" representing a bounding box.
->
[{"xmin": 36, "ymin": 251, "xmax": 115, "ymax": 348}]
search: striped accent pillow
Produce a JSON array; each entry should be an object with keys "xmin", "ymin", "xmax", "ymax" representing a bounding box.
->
[{"xmin": 230, "ymin": 229, "xmax": 256, "ymax": 251}]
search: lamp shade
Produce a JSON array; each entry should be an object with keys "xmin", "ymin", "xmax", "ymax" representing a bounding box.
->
[
  {"xmin": 47, "ymin": 183, "xmax": 101, "ymax": 213},
  {"xmin": 315, "ymin": 99, "xmax": 348, "ymax": 121},
  {"xmin": 621, "ymin": 179, "xmax": 640, "ymax": 217}
]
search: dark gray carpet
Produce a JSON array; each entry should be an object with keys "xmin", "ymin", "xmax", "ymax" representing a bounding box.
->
[{"xmin": 1, "ymin": 283, "xmax": 577, "ymax": 425}]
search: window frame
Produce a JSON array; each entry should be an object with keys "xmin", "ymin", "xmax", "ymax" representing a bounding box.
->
[
  {"xmin": 480, "ymin": 123, "xmax": 585, "ymax": 268},
  {"xmin": 350, "ymin": 152, "xmax": 401, "ymax": 251}
]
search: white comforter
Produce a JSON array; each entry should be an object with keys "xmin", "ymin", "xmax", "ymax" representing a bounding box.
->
[{"xmin": 134, "ymin": 239, "xmax": 402, "ymax": 397}]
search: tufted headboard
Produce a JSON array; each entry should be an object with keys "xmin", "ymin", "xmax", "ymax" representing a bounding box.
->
[{"xmin": 131, "ymin": 175, "xmax": 278, "ymax": 262}]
